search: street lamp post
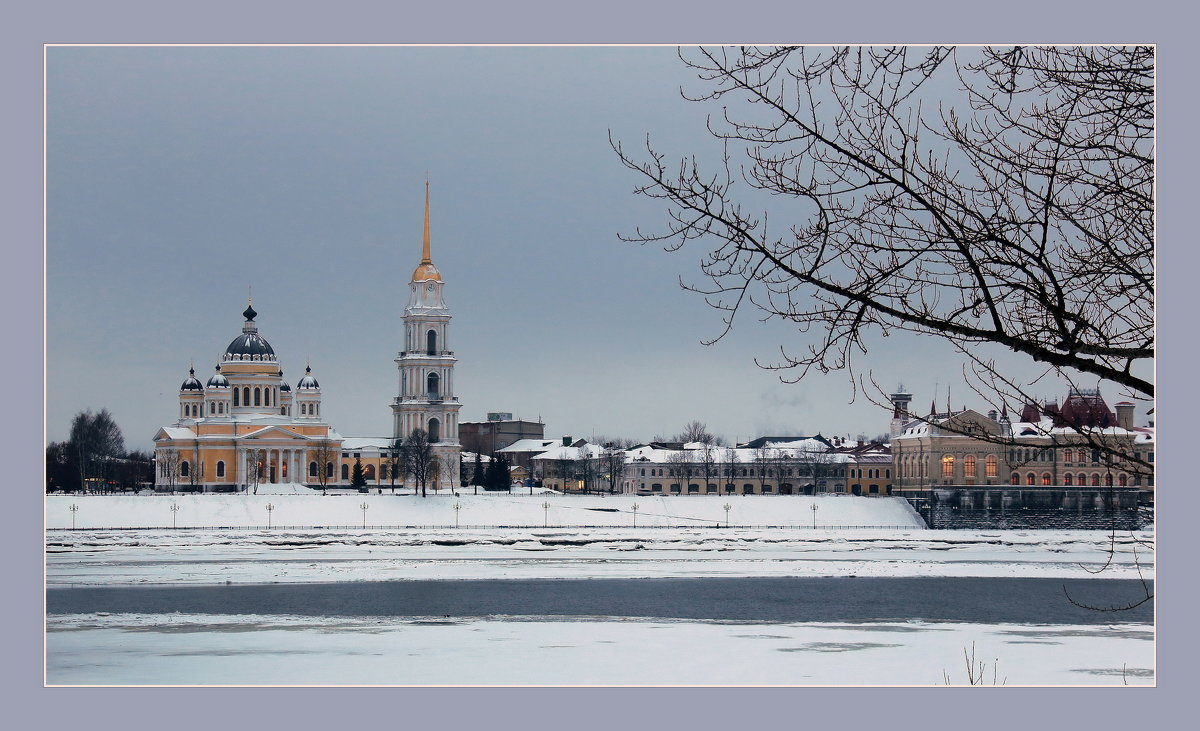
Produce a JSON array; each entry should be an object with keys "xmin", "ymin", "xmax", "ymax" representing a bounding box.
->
[
  {"xmin": 723, "ymin": 503, "xmax": 731, "ymax": 528},
  {"xmin": 454, "ymin": 501, "xmax": 461, "ymax": 529},
  {"xmin": 360, "ymin": 502, "xmax": 369, "ymax": 529},
  {"xmin": 266, "ymin": 503, "xmax": 275, "ymax": 529},
  {"xmin": 68, "ymin": 503, "xmax": 79, "ymax": 530},
  {"xmin": 542, "ymin": 501, "xmax": 550, "ymax": 528},
  {"xmin": 811, "ymin": 502, "xmax": 818, "ymax": 529},
  {"xmin": 632, "ymin": 502, "xmax": 639, "ymax": 528},
  {"xmin": 170, "ymin": 502, "xmax": 180, "ymax": 529}
]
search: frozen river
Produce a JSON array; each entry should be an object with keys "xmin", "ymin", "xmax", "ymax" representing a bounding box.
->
[{"xmin": 44, "ymin": 525, "xmax": 1155, "ymax": 685}]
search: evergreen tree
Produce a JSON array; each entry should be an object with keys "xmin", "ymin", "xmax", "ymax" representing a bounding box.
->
[
  {"xmin": 351, "ymin": 457, "xmax": 368, "ymax": 492},
  {"xmin": 471, "ymin": 453, "xmax": 484, "ymax": 494}
]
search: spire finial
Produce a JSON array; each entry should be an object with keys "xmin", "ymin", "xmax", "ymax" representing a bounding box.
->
[{"xmin": 421, "ymin": 179, "xmax": 432, "ymax": 265}]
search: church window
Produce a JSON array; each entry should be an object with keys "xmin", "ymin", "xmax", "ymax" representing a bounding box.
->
[
  {"xmin": 429, "ymin": 418, "xmax": 441, "ymax": 443},
  {"xmin": 216, "ymin": 461, "xmax": 225, "ymax": 478},
  {"xmin": 427, "ymin": 372, "xmax": 440, "ymax": 397},
  {"xmin": 327, "ymin": 462, "xmax": 334, "ymax": 478},
  {"xmin": 427, "ymin": 330, "xmax": 438, "ymax": 355},
  {"xmin": 309, "ymin": 461, "xmax": 317, "ymax": 477},
  {"xmin": 254, "ymin": 387, "xmax": 261, "ymax": 406},
  {"xmin": 341, "ymin": 464, "xmax": 349, "ymax": 480},
  {"xmin": 234, "ymin": 389, "xmax": 240, "ymax": 407},
  {"xmin": 181, "ymin": 461, "xmax": 190, "ymax": 477},
  {"xmin": 243, "ymin": 387, "xmax": 250, "ymax": 405}
]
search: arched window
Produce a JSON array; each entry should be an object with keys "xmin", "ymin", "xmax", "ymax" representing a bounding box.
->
[
  {"xmin": 309, "ymin": 461, "xmax": 318, "ymax": 477},
  {"xmin": 364, "ymin": 464, "xmax": 376, "ymax": 480},
  {"xmin": 1078, "ymin": 473, "xmax": 1087, "ymax": 486},
  {"xmin": 234, "ymin": 388, "xmax": 240, "ymax": 407},
  {"xmin": 1119, "ymin": 474, "xmax": 1128, "ymax": 486},
  {"xmin": 181, "ymin": 461, "xmax": 190, "ymax": 477},
  {"xmin": 1064, "ymin": 449, "xmax": 1074, "ymax": 464},
  {"xmin": 964, "ymin": 455, "xmax": 977, "ymax": 478},
  {"xmin": 1011, "ymin": 473, "xmax": 1019, "ymax": 485},
  {"xmin": 1091, "ymin": 474, "xmax": 1101, "ymax": 486},
  {"xmin": 327, "ymin": 462, "xmax": 334, "ymax": 478},
  {"xmin": 341, "ymin": 464, "xmax": 349, "ymax": 480},
  {"xmin": 941, "ymin": 454, "xmax": 954, "ymax": 478},
  {"xmin": 380, "ymin": 464, "xmax": 389, "ymax": 480},
  {"xmin": 1064, "ymin": 473, "xmax": 1073, "ymax": 486},
  {"xmin": 985, "ymin": 454, "xmax": 998, "ymax": 478},
  {"xmin": 254, "ymin": 387, "xmax": 261, "ymax": 406},
  {"xmin": 243, "ymin": 387, "xmax": 250, "ymax": 406},
  {"xmin": 1105, "ymin": 473, "xmax": 1114, "ymax": 486},
  {"xmin": 427, "ymin": 372, "xmax": 440, "ymax": 397},
  {"xmin": 1042, "ymin": 473, "xmax": 1052, "ymax": 486},
  {"xmin": 429, "ymin": 418, "xmax": 441, "ymax": 443},
  {"xmin": 427, "ymin": 329, "xmax": 437, "ymax": 355},
  {"xmin": 1026, "ymin": 473, "xmax": 1035, "ymax": 485}
]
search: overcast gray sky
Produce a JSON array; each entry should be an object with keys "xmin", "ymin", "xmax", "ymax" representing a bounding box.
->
[{"xmin": 46, "ymin": 46, "xmax": 1140, "ymax": 450}]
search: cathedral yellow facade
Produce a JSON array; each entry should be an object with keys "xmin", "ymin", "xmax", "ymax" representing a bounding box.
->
[{"xmin": 153, "ymin": 185, "xmax": 462, "ymax": 492}]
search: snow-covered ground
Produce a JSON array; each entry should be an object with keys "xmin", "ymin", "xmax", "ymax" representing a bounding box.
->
[
  {"xmin": 46, "ymin": 526, "xmax": 1155, "ymax": 586},
  {"xmin": 45, "ymin": 612, "xmax": 1153, "ymax": 686},
  {"xmin": 45, "ymin": 492, "xmax": 926, "ymax": 530}
]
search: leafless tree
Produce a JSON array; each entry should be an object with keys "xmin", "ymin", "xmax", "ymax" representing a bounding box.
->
[
  {"xmin": 613, "ymin": 45, "xmax": 1153, "ymax": 430},
  {"xmin": 245, "ymin": 450, "xmax": 263, "ymax": 495},
  {"xmin": 666, "ymin": 448, "xmax": 694, "ymax": 494},
  {"xmin": 753, "ymin": 444, "xmax": 776, "ymax": 493},
  {"xmin": 311, "ymin": 439, "xmax": 337, "ymax": 495},
  {"xmin": 697, "ymin": 440, "xmax": 720, "ymax": 494},
  {"xmin": 158, "ymin": 449, "xmax": 181, "ymax": 495},
  {"xmin": 676, "ymin": 420, "xmax": 715, "ymax": 444},
  {"xmin": 400, "ymin": 428, "xmax": 436, "ymax": 498},
  {"xmin": 602, "ymin": 446, "xmax": 627, "ymax": 493},
  {"xmin": 722, "ymin": 446, "xmax": 740, "ymax": 494},
  {"xmin": 187, "ymin": 441, "xmax": 203, "ymax": 492},
  {"xmin": 70, "ymin": 409, "xmax": 125, "ymax": 493}
]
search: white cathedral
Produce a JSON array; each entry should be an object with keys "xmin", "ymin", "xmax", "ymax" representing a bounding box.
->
[{"xmin": 154, "ymin": 183, "xmax": 463, "ymax": 492}]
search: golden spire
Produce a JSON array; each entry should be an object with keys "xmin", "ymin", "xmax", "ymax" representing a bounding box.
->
[
  {"xmin": 411, "ymin": 179, "xmax": 443, "ymax": 282},
  {"xmin": 422, "ymin": 179, "xmax": 432, "ymax": 265}
]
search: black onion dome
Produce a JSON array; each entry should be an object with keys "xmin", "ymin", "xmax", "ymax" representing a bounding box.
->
[
  {"xmin": 180, "ymin": 367, "xmax": 204, "ymax": 391},
  {"xmin": 225, "ymin": 332, "xmax": 275, "ymax": 358},
  {"xmin": 206, "ymin": 365, "xmax": 229, "ymax": 388},
  {"xmin": 243, "ymin": 303, "xmax": 257, "ymax": 321},
  {"xmin": 297, "ymin": 365, "xmax": 320, "ymax": 389},
  {"xmin": 278, "ymin": 370, "xmax": 291, "ymax": 392}
]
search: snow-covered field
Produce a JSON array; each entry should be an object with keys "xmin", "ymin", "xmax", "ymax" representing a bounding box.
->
[
  {"xmin": 46, "ymin": 612, "xmax": 1153, "ymax": 686},
  {"xmin": 45, "ymin": 492, "xmax": 926, "ymax": 530}
]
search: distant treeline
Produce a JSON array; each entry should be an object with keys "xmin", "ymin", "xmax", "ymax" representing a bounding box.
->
[{"xmin": 46, "ymin": 409, "xmax": 152, "ymax": 493}]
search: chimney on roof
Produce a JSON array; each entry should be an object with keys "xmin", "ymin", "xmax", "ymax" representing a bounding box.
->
[
  {"xmin": 1115, "ymin": 402, "xmax": 1135, "ymax": 430},
  {"xmin": 562, "ymin": 435, "xmax": 572, "ymax": 447}
]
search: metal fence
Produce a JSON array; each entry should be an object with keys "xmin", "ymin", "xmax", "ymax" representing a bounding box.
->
[{"xmin": 46, "ymin": 523, "xmax": 920, "ymax": 532}]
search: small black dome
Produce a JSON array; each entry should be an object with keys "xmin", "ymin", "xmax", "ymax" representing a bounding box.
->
[
  {"xmin": 180, "ymin": 367, "xmax": 203, "ymax": 391},
  {"xmin": 207, "ymin": 366, "xmax": 229, "ymax": 388},
  {"xmin": 243, "ymin": 303, "xmax": 257, "ymax": 321},
  {"xmin": 280, "ymin": 382, "xmax": 292, "ymax": 392},
  {"xmin": 297, "ymin": 365, "xmax": 320, "ymax": 390}
]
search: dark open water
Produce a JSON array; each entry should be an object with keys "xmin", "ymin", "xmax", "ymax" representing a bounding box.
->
[{"xmin": 47, "ymin": 576, "xmax": 1153, "ymax": 624}]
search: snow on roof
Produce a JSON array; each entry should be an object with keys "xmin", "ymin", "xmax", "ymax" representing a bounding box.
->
[
  {"xmin": 497, "ymin": 439, "xmax": 560, "ymax": 453},
  {"xmin": 340, "ymin": 437, "xmax": 394, "ymax": 450},
  {"xmin": 531, "ymin": 443, "xmax": 605, "ymax": 461},
  {"xmin": 158, "ymin": 426, "xmax": 196, "ymax": 440}
]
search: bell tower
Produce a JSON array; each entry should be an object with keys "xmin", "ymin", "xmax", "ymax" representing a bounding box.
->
[{"xmin": 392, "ymin": 182, "xmax": 462, "ymax": 491}]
